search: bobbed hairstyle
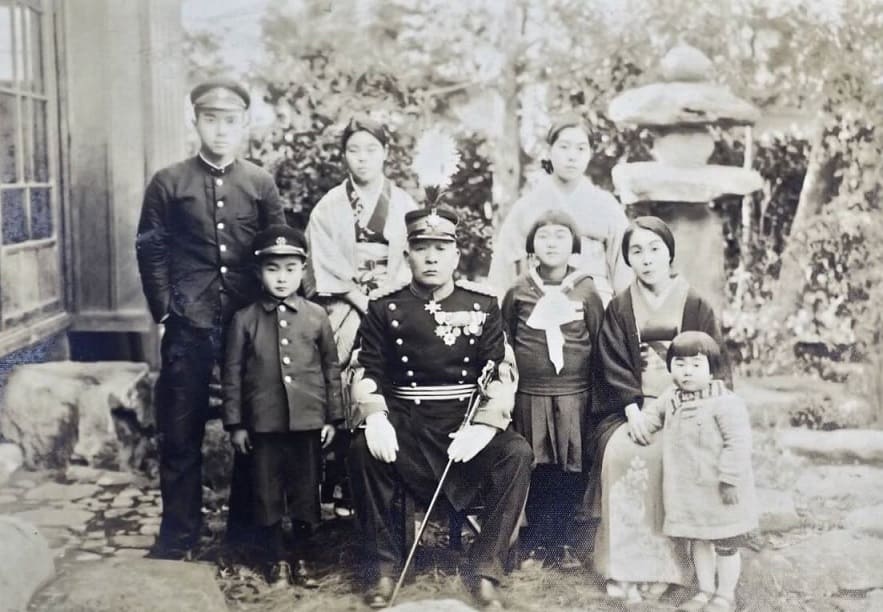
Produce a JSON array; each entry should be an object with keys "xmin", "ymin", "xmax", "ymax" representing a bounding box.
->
[
  {"xmin": 621, "ymin": 216, "xmax": 675, "ymax": 267},
  {"xmin": 666, "ymin": 331, "xmax": 723, "ymax": 376},
  {"xmin": 341, "ymin": 116, "xmax": 388, "ymax": 149},
  {"xmin": 525, "ymin": 210, "xmax": 581, "ymax": 255}
]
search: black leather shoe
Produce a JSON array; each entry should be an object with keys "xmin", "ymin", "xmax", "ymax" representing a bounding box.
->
[
  {"xmin": 365, "ymin": 576, "xmax": 395, "ymax": 609},
  {"xmin": 292, "ymin": 559, "xmax": 319, "ymax": 589},
  {"xmin": 557, "ymin": 545, "xmax": 583, "ymax": 571},
  {"xmin": 268, "ymin": 561, "xmax": 293, "ymax": 588},
  {"xmin": 471, "ymin": 577, "xmax": 505, "ymax": 609}
]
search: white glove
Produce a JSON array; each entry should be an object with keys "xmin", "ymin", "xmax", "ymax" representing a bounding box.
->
[{"xmin": 365, "ymin": 412, "xmax": 398, "ymax": 463}]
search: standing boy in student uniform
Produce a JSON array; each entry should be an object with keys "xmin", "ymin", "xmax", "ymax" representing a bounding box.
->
[
  {"xmin": 223, "ymin": 225, "xmax": 344, "ymax": 587},
  {"xmin": 136, "ymin": 78, "xmax": 286, "ymax": 559}
]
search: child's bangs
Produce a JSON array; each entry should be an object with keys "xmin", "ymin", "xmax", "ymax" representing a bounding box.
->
[{"xmin": 666, "ymin": 331, "xmax": 722, "ymax": 374}]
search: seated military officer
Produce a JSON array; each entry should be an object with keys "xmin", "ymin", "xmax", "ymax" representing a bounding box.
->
[{"xmin": 348, "ymin": 206, "xmax": 533, "ymax": 609}]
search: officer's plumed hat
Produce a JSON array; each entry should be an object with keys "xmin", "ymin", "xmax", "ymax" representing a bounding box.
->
[
  {"xmin": 252, "ymin": 225, "xmax": 307, "ymax": 259},
  {"xmin": 190, "ymin": 78, "xmax": 250, "ymax": 111},
  {"xmin": 405, "ymin": 207, "xmax": 459, "ymax": 243}
]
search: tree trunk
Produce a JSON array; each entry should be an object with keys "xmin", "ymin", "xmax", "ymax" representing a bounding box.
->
[{"xmin": 764, "ymin": 124, "xmax": 839, "ymax": 341}]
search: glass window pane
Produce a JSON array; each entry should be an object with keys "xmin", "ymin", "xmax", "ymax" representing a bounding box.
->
[
  {"xmin": 30, "ymin": 186, "xmax": 50, "ymax": 239},
  {"xmin": 20, "ymin": 97, "xmax": 32, "ymax": 180},
  {"xmin": 32, "ymin": 99, "xmax": 47, "ymax": 181},
  {"xmin": 0, "ymin": 92, "xmax": 16, "ymax": 183},
  {"xmin": 2, "ymin": 188, "xmax": 28, "ymax": 243},
  {"xmin": 13, "ymin": 6, "xmax": 24, "ymax": 87},
  {"xmin": 0, "ymin": 4, "xmax": 13, "ymax": 87},
  {"xmin": 25, "ymin": 8, "xmax": 42, "ymax": 93}
]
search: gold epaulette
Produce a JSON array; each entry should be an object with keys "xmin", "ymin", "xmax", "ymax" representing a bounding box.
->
[
  {"xmin": 455, "ymin": 279, "xmax": 499, "ymax": 298},
  {"xmin": 369, "ymin": 281, "xmax": 410, "ymax": 301}
]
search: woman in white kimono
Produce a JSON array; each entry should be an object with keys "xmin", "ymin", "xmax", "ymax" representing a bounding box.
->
[
  {"xmin": 488, "ymin": 115, "xmax": 632, "ymax": 305},
  {"xmin": 306, "ymin": 117, "xmax": 417, "ymax": 517},
  {"xmin": 305, "ymin": 117, "xmax": 417, "ymax": 366}
]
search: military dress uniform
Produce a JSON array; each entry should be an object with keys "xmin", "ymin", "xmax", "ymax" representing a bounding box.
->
[
  {"xmin": 348, "ymin": 208, "xmax": 533, "ymax": 588},
  {"xmin": 135, "ymin": 79, "xmax": 285, "ymax": 554}
]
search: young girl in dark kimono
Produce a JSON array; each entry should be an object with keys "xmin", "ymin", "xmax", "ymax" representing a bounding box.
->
[{"xmin": 501, "ymin": 210, "xmax": 605, "ymax": 569}]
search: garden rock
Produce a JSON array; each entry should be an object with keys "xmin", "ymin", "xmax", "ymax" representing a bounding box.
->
[
  {"xmin": 779, "ymin": 429, "xmax": 883, "ymax": 464},
  {"xmin": 844, "ymin": 504, "xmax": 883, "ymax": 537},
  {"xmin": 13, "ymin": 508, "xmax": 93, "ymax": 533},
  {"xmin": 25, "ymin": 482, "xmax": 99, "ymax": 502},
  {"xmin": 32, "ymin": 558, "xmax": 227, "ymax": 611},
  {"xmin": 757, "ymin": 487, "xmax": 801, "ymax": 532},
  {"xmin": 778, "ymin": 531, "xmax": 883, "ymax": 594},
  {"xmin": 0, "ymin": 361, "xmax": 153, "ymax": 470},
  {"xmin": 0, "ymin": 516, "xmax": 54, "ymax": 612},
  {"xmin": 0, "ymin": 443, "xmax": 23, "ymax": 486}
]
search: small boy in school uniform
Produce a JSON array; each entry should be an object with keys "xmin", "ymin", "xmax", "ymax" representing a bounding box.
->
[{"xmin": 223, "ymin": 224, "xmax": 344, "ymax": 587}]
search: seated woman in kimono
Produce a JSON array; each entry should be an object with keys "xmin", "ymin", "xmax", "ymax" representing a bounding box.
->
[
  {"xmin": 305, "ymin": 117, "xmax": 417, "ymax": 366},
  {"xmin": 586, "ymin": 216, "xmax": 733, "ymax": 603},
  {"xmin": 487, "ymin": 114, "xmax": 632, "ymax": 306}
]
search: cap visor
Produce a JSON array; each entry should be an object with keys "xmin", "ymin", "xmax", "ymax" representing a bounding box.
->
[{"xmin": 255, "ymin": 246, "xmax": 307, "ymax": 257}]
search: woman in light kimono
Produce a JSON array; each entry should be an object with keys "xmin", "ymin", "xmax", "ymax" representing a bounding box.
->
[
  {"xmin": 306, "ymin": 117, "xmax": 417, "ymax": 517},
  {"xmin": 305, "ymin": 117, "xmax": 417, "ymax": 366},
  {"xmin": 488, "ymin": 115, "xmax": 632, "ymax": 306}
]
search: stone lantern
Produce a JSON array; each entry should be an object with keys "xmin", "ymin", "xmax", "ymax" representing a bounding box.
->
[{"xmin": 608, "ymin": 44, "xmax": 763, "ymax": 312}]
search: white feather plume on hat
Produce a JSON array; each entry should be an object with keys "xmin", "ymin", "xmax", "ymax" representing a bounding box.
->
[{"xmin": 411, "ymin": 128, "xmax": 461, "ymax": 205}]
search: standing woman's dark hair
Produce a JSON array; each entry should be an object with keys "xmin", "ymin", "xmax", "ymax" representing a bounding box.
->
[{"xmin": 341, "ymin": 116, "xmax": 389, "ymax": 150}]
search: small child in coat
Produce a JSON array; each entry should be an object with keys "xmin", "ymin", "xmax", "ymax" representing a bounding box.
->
[
  {"xmin": 641, "ymin": 331, "xmax": 757, "ymax": 612},
  {"xmin": 223, "ymin": 224, "xmax": 344, "ymax": 588},
  {"xmin": 501, "ymin": 210, "xmax": 605, "ymax": 569}
]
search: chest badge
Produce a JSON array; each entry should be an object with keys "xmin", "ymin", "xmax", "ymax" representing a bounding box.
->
[{"xmin": 431, "ymin": 305, "xmax": 487, "ymax": 346}]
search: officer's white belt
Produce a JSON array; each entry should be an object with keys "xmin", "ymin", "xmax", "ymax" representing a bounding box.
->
[{"xmin": 391, "ymin": 383, "xmax": 477, "ymax": 400}]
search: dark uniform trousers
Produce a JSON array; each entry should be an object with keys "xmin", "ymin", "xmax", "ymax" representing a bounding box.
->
[
  {"xmin": 155, "ymin": 318, "xmax": 224, "ymax": 550},
  {"xmin": 348, "ymin": 399, "xmax": 533, "ymax": 583}
]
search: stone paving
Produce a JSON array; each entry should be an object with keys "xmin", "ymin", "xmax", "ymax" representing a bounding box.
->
[{"xmin": 0, "ymin": 466, "xmax": 160, "ymax": 566}]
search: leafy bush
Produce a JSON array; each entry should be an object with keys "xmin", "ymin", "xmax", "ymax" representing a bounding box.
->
[
  {"xmin": 788, "ymin": 393, "xmax": 874, "ymax": 430},
  {"xmin": 248, "ymin": 59, "xmax": 493, "ymax": 277}
]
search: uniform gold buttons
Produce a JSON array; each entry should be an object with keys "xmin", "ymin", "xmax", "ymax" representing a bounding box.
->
[
  {"xmin": 410, "ymin": 381, "xmax": 417, "ymax": 387},
  {"xmin": 414, "ymin": 399, "xmax": 421, "ymax": 405},
  {"xmin": 281, "ymin": 338, "xmax": 289, "ymax": 346},
  {"xmin": 388, "ymin": 303, "xmax": 397, "ymax": 311},
  {"xmin": 280, "ymin": 320, "xmax": 288, "ymax": 328},
  {"xmin": 461, "ymin": 370, "xmax": 468, "ymax": 377},
  {"xmin": 401, "ymin": 356, "xmax": 409, "ymax": 363},
  {"xmin": 216, "ymin": 200, "xmax": 224, "ymax": 208},
  {"xmin": 463, "ymin": 357, "xmax": 470, "ymax": 363},
  {"xmin": 282, "ymin": 356, "xmax": 291, "ymax": 365},
  {"xmin": 392, "ymin": 321, "xmax": 399, "ymax": 328},
  {"xmin": 278, "ymin": 304, "xmax": 286, "ymax": 312},
  {"xmin": 469, "ymin": 338, "xmax": 475, "ymax": 345},
  {"xmin": 219, "ymin": 244, "xmax": 227, "ymax": 252},
  {"xmin": 406, "ymin": 370, "xmax": 414, "ymax": 377},
  {"xmin": 216, "ymin": 178, "xmax": 223, "ymax": 186},
  {"xmin": 217, "ymin": 222, "xmax": 225, "ymax": 230},
  {"xmin": 220, "ymin": 266, "xmax": 228, "ymax": 274},
  {"xmin": 396, "ymin": 338, "xmax": 403, "ymax": 345},
  {"xmin": 284, "ymin": 375, "xmax": 292, "ymax": 383}
]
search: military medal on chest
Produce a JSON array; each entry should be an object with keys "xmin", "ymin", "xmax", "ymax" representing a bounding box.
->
[{"xmin": 425, "ymin": 300, "xmax": 487, "ymax": 346}]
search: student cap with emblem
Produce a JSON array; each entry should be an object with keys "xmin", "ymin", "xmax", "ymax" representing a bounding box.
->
[
  {"xmin": 405, "ymin": 206, "xmax": 459, "ymax": 243},
  {"xmin": 190, "ymin": 78, "xmax": 251, "ymax": 111},
  {"xmin": 252, "ymin": 225, "xmax": 308, "ymax": 259}
]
